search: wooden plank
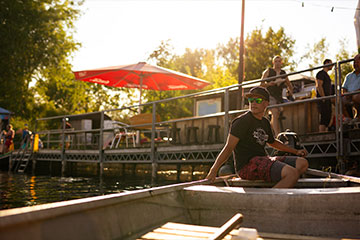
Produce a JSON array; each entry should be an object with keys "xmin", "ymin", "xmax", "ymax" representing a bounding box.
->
[
  {"xmin": 208, "ymin": 213, "xmax": 243, "ymax": 240},
  {"xmin": 140, "ymin": 215, "xmax": 244, "ymax": 240},
  {"xmin": 283, "ymin": 104, "xmax": 293, "ymax": 133},
  {"xmin": 160, "ymin": 222, "xmax": 239, "ymax": 236},
  {"xmin": 259, "ymin": 232, "xmax": 344, "ymax": 240},
  {"xmin": 226, "ymin": 177, "xmax": 349, "ymax": 188},
  {"xmin": 306, "ymin": 168, "xmax": 360, "ymax": 184},
  {"xmin": 139, "ymin": 231, "xmax": 207, "ymax": 240},
  {"xmin": 154, "ymin": 228, "xmax": 213, "ymax": 238},
  {"xmin": 161, "ymin": 222, "xmax": 218, "ymax": 233}
]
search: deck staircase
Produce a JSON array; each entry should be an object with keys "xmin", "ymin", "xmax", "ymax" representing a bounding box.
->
[{"xmin": 11, "ymin": 135, "xmax": 33, "ymax": 173}]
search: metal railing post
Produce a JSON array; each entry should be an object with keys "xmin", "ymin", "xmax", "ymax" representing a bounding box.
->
[
  {"xmin": 224, "ymin": 89, "xmax": 230, "ymax": 143},
  {"xmin": 151, "ymin": 102, "xmax": 157, "ymax": 182},
  {"xmin": 47, "ymin": 130, "xmax": 50, "ymax": 149},
  {"xmin": 99, "ymin": 111, "xmax": 104, "ymax": 177},
  {"xmin": 32, "ymin": 120, "xmax": 38, "ymax": 174},
  {"xmin": 337, "ymin": 62, "xmax": 345, "ymax": 174},
  {"xmin": 61, "ymin": 117, "xmax": 66, "ymax": 176}
]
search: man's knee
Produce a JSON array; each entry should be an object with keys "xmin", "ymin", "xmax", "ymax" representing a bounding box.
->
[
  {"xmin": 281, "ymin": 165, "xmax": 299, "ymax": 180},
  {"xmin": 296, "ymin": 157, "xmax": 309, "ymax": 172}
]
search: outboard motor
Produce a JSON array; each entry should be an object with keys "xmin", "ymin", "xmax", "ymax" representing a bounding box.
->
[{"xmin": 275, "ymin": 129, "xmax": 302, "ymax": 156}]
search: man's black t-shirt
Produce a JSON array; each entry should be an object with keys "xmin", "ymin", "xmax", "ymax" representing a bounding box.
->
[
  {"xmin": 230, "ymin": 111, "xmax": 275, "ymax": 171},
  {"xmin": 316, "ymin": 70, "xmax": 332, "ymax": 97}
]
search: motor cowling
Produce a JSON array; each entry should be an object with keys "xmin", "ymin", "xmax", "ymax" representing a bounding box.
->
[{"xmin": 275, "ymin": 129, "xmax": 302, "ymax": 156}]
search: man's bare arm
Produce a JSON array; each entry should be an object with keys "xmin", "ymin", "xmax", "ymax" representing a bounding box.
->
[
  {"xmin": 316, "ymin": 78, "xmax": 325, "ymax": 97},
  {"xmin": 268, "ymin": 139, "xmax": 307, "ymax": 157},
  {"xmin": 261, "ymin": 69, "xmax": 274, "ymax": 87},
  {"xmin": 205, "ymin": 134, "xmax": 239, "ymax": 181},
  {"xmin": 285, "ymin": 77, "xmax": 293, "ymax": 94}
]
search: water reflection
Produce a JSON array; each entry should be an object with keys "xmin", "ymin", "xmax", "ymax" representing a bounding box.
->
[{"xmin": 0, "ymin": 171, "xmax": 175, "ymax": 210}]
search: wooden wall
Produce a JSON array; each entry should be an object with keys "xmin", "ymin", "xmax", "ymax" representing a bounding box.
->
[{"xmin": 281, "ymin": 101, "xmax": 319, "ymax": 135}]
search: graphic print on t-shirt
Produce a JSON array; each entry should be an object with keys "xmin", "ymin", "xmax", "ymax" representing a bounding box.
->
[{"xmin": 252, "ymin": 128, "xmax": 269, "ymax": 145}]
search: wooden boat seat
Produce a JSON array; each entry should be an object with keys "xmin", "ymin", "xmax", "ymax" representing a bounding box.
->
[{"xmin": 139, "ymin": 213, "xmax": 244, "ymax": 240}]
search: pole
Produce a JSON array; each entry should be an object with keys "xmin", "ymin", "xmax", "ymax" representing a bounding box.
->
[
  {"xmin": 99, "ymin": 111, "xmax": 104, "ymax": 178},
  {"xmin": 337, "ymin": 62, "xmax": 345, "ymax": 174},
  {"xmin": 237, "ymin": 0, "xmax": 245, "ymax": 110},
  {"xmin": 139, "ymin": 75, "xmax": 143, "ymax": 114},
  {"xmin": 32, "ymin": 120, "xmax": 38, "ymax": 175},
  {"xmin": 61, "ymin": 117, "xmax": 66, "ymax": 176},
  {"xmin": 151, "ymin": 103, "xmax": 158, "ymax": 183}
]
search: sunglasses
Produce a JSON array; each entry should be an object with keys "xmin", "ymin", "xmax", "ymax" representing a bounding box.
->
[{"xmin": 248, "ymin": 97, "xmax": 264, "ymax": 104}]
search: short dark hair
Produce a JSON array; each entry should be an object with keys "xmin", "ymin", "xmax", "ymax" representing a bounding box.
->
[{"xmin": 323, "ymin": 59, "xmax": 332, "ymax": 65}]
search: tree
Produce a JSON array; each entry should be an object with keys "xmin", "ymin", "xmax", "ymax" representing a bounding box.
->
[
  {"xmin": 217, "ymin": 27, "xmax": 296, "ymax": 82},
  {"xmin": 146, "ymin": 44, "xmax": 204, "ymax": 120},
  {"xmin": 201, "ymin": 49, "xmax": 237, "ymax": 89},
  {"xmin": 334, "ymin": 38, "xmax": 357, "ymax": 83},
  {"xmin": 300, "ymin": 37, "xmax": 329, "ymax": 74},
  {"xmin": 0, "ymin": 0, "xmax": 83, "ymax": 118}
]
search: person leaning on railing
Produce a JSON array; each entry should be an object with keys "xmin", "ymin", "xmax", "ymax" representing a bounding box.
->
[
  {"xmin": 261, "ymin": 55, "xmax": 294, "ymax": 136},
  {"xmin": 342, "ymin": 54, "xmax": 360, "ymax": 121}
]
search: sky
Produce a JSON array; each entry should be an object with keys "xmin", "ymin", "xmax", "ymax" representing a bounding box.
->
[{"xmin": 71, "ymin": 0, "xmax": 359, "ymax": 73}]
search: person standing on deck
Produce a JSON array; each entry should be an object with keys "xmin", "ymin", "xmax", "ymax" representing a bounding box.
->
[
  {"xmin": 261, "ymin": 55, "xmax": 294, "ymax": 136},
  {"xmin": 21, "ymin": 124, "xmax": 31, "ymax": 149},
  {"xmin": 205, "ymin": 87, "xmax": 308, "ymax": 188},
  {"xmin": 3, "ymin": 124, "xmax": 15, "ymax": 153},
  {"xmin": 315, "ymin": 59, "xmax": 333, "ymax": 132},
  {"xmin": 342, "ymin": 54, "xmax": 360, "ymax": 120}
]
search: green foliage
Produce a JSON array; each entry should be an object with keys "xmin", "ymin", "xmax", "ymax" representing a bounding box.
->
[
  {"xmin": 145, "ymin": 27, "xmax": 296, "ymax": 119},
  {"xmin": 300, "ymin": 37, "xmax": 329, "ymax": 72},
  {"xmin": 0, "ymin": 0, "xmax": 83, "ymax": 118},
  {"xmin": 36, "ymin": 59, "xmax": 88, "ymax": 115},
  {"xmin": 217, "ymin": 27, "xmax": 296, "ymax": 82},
  {"xmin": 2, "ymin": 4, "xmax": 355, "ymax": 129},
  {"xmin": 146, "ymin": 41, "xmax": 240, "ymax": 120},
  {"xmin": 334, "ymin": 38, "xmax": 357, "ymax": 83},
  {"xmin": 0, "ymin": 0, "xmax": 127, "ymax": 128},
  {"xmin": 146, "ymin": 42, "xmax": 210, "ymax": 119}
]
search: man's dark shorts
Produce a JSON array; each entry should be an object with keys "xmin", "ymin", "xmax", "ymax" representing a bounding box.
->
[
  {"xmin": 317, "ymin": 99, "xmax": 332, "ymax": 126},
  {"xmin": 238, "ymin": 155, "xmax": 298, "ymax": 182}
]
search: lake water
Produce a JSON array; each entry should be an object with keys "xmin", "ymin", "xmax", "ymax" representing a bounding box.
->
[{"xmin": 0, "ymin": 171, "xmax": 176, "ymax": 210}]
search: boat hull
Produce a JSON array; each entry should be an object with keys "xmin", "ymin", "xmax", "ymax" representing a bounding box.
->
[
  {"xmin": 0, "ymin": 178, "xmax": 360, "ymax": 239},
  {"xmin": 182, "ymin": 185, "xmax": 360, "ymax": 238}
]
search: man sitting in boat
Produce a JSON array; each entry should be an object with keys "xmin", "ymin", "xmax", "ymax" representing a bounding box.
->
[{"xmin": 206, "ymin": 87, "xmax": 308, "ymax": 188}]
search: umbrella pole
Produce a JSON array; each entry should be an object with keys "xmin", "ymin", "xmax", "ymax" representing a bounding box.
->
[
  {"xmin": 136, "ymin": 76, "xmax": 143, "ymax": 145},
  {"xmin": 139, "ymin": 75, "xmax": 143, "ymax": 114}
]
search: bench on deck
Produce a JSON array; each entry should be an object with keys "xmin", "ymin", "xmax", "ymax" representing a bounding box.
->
[{"xmin": 139, "ymin": 213, "xmax": 244, "ymax": 240}]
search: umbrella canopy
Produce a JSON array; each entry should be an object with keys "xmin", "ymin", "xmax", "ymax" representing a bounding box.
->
[
  {"xmin": 73, "ymin": 62, "xmax": 211, "ymax": 108},
  {"xmin": 0, "ymin": 107, "xmax": 11, "ymax": 115},
  {"xmin": 0, "ymin": 107, "xmax": 12, "ymax": 120}
]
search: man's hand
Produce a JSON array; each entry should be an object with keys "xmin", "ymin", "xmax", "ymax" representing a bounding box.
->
[
  {"xmin": 205, "ymin": 169, "xmax": 217, "ymax": 182},
  {"xmin": 296, "ymin": 149, "xmax": 308, "ymax": 157}
]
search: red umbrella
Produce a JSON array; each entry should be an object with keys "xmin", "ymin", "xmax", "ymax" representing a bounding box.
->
[{"xmin": 73, "ymin": 62, "xmax": 211, "ymax": 108}]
